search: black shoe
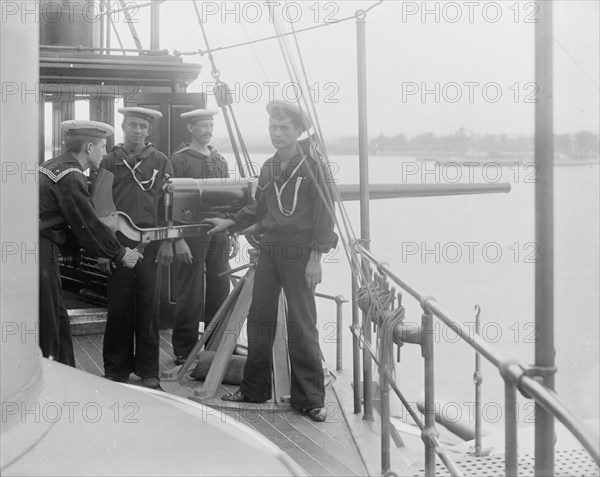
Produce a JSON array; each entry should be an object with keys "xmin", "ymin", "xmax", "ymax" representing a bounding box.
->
[
  {"xmin": 221, "ymin": 390, "xmax": 257, "ymax": 403},
  {"xmin": 304, "ymin": 407, "xmax": 327, "ymax": 422},
  {"xmin": 174, "ymin": 356, "xmax": 186, "ymax": 366},
  {"xmin": 105, "ymin": 375, "xmax": 129, "ymax": 383},
  {"xmin": 141, "ymin": 377, "xmax": 161, "ymax": 389}
]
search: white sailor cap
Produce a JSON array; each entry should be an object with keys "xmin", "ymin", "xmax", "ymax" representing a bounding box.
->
[
  {"xmin": 266, "ymin": 100, "xmax": 311, "ymax": 131},
  {"xmin": 118, "ymin": 107, "xmax": 163, "ymax": 123},
  {"xmin": 180, "ymin": 109, "xmax": 220, "ymax": 122},
  {"xmin": 61, "ymin": 119, "xmax": 115, "ymax": 138}
]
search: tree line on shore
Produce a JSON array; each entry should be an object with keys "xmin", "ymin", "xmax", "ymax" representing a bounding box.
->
[{"xmin": 214, "ymin": 129, "xmax": 599, "ymax": 160}]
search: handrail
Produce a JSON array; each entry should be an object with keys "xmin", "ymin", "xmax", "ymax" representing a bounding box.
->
[
  {"xmin": 40, "ymin": 45, "xmax": 169, "ymax": 55},
  {"xmin": 353, "ymin": 242, "xmax": 600, "ymax": 475},
  {"xmin": 314, "ymin": 292, "xmax": 348, "ymax": 372}
]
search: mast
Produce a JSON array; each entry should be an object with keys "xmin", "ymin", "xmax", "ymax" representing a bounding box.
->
[
  {"xmin": 534, "ymin": 1, "xmax": 555, "ymax": 475},
  {"xmin": 150, "ymin": 0, "xmax": 161, "ymax": 50},
  {"xmin": 356, "ymin": 10, "xmax": 374, "ymax": 423}
]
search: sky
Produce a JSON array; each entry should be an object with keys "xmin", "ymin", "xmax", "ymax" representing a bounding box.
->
[{"xmin": 111, "ymin": 0, "xmax": 599, "ymax": 139}]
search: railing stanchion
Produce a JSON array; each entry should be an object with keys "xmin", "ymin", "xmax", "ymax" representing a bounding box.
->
[
  {"xmin": 362, "ymin": 300, "xmax": 374, "ymax": 420},
  {"xmin": 335, "ymin": 296, "xmax": 344, "ymax": 372},
  {"xmin": 351, "ymin": 243, "xmax": 362, "ymax": 414},
  {"xmin": 505, "ymin": 379, "xmax": 519, "ymax": 476},
  {"xmin": 381, "ymin": 363, "xmax": 391, "ymax": 474},
  {"xmin": 422, "ymin": 307, "xmax": 437, "ymax": 476},
  {"xmin": 534, "ymin": 2, "xmax": 556, "ymax": 475},
  {"xmin": 474, "ymin": 306, "xmax": 483, "ymax": 455}
]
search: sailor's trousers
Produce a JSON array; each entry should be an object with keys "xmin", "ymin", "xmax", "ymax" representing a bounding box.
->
[
  {"xmin": 240, "ymin": 231, "xmax": 325, "ymax": 410},
  {"xmin": 171, "ymin": 232, "xmax": 230, "ymax": 359},
  {"xmin": 103, "ymin": 241, "xmax": 161, "ymax": 379},
  {"xmin": 39, "ymin": 236, "xmax": 75, "ymax": 367}
]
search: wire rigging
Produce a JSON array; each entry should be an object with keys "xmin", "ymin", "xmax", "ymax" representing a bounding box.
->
[
  {"xmin": 553, "ymin": 35, "xmax": 599, "ymax": 91},
  {"xmin": 185, "ymin": 0, "xmax": 398, "ymax": 326},
  {"xmin": 191, "ymin": 0, "xmax": 257, "ymax": 178},
  {"xmin": 175, "ymin": 1, "xmax": 384, "ymax": 57},
  {"xmin": 267, "ymin": 2, "xmax": 392, "ymax": 324}
]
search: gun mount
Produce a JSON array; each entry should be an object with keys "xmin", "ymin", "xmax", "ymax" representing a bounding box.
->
[{"xmin": 92, "ymin": 171, "xmax": 257, "ymax": 246}]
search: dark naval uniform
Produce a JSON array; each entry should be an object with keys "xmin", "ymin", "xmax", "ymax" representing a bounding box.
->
[
  {"xmin": 100, "ymin": 143, "xmax": 173, "ymax": 380},
  {"xmin": 39, "ymin": 152, "xmax": 125, "ymax": 366},
  {"xmin": 170, "ymin": 144, "xmax": 231, "ymax": 359},
  {"xmin": 227, "ymin": 146, "xmax": 338, "ymax": 410}
]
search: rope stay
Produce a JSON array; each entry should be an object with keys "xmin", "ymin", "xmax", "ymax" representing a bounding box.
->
[
  {"xmin": 266, "ymin": 1, "xmax": 395, "ymax": 329},
  {"xmin": 191, "ymin": 0, "xmax": 257, "ymax": 178},
  {"xmin": 185, "ymin": 0, "xmax": 389, "ymax": 321},
  {"xmin": 175, "ymin": 1, "xmax": 384, "ymax": 57}
]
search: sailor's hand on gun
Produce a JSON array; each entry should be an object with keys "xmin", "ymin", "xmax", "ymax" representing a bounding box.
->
[
  {"xmin": 97, "ymin": 257, "xmax": 113, "ymax": 275},
  {"xmin": 174, "ymin": 239, "xmax": 193, "ymax": 264},
  {"xmin": 122, "ymin": 247, "xmax": 143, "ymax": 269},
  {"xmin": 156, "ymin": 240, "xmax": 174, "ymax": 267},
  {"xmin": 203, "ymin": 217, "xmax": 235, "ymax": 235}
]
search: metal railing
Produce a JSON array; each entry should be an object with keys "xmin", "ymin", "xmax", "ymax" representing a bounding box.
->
[{"xmin": 347, "ymin": 242, "xmax": 600, "ymax": 476}]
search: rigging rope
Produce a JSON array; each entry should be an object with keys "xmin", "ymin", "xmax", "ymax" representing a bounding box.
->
[
  {"xmin": 267, "ymin": 2, "xmax": 394, "ymax": 327},
  {"xmin": 175, "ymin": 1, "xmax": 384, "ymax": 57},
  {"xmin": 186, "ymin": 0, "xmax": 391, "ymax": 322},
  {"xmin": 191, "ymin": 0, "xmax": 257, "ymax": 178}
]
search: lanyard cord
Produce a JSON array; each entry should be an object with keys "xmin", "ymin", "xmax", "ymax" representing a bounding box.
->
[
  {"xmin": 273, "ymin": 156, "xmax": 306, "ymax": 217},
  {"xmin": 121, "ymin": 157, "xmax": 158, "ymax": 191}
]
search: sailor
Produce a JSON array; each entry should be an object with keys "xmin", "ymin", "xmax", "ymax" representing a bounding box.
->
[
  {"xmin": 98, "ymin": 107, "xmax": 173, "ymax": 389},
  {"xmin": 170, "ymin": 108, "xmax": 231, "ymax": 365},
  {"xmin": 39, "ymin": 120, "xmax": 143, "ymax": 367},
  {"xmin": 204, "ymin": 100, "xmax": 338, "ymax": 422}
]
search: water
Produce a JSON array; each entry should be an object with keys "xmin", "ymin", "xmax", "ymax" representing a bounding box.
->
[{"xmin": 239, "ymin": 153, "xmax": 600, "ymax": 423}]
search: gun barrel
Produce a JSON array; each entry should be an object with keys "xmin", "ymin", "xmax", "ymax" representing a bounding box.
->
[
  {"xmin": 170, "ymin": 178, "xmax": 257, "ymax": 223},
  {"xmin": 336, "ymin": 182, "xmax": 511, "ymax": 201}
]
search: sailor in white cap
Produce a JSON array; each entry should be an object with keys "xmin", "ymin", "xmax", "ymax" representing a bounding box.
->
[
  {"xmin": 98, "ymin": 106, "xmax": 173, "ymax": 389},
  {"xmin": 117, "ymin": 106, "xmax": 163, "ymax": 122},
  {"xmin": 39, "ymin": 120, "xmax": 143, "ymax": 367},
  {"xmin": 265, "ymin": 99, "xmax": 311, "ymax": 133},
  {"xmin": 169, "ymin": 109, "xmax": 231, "ymax": 365},
  {"xmin": 203, "ymin": 100, "xmax": 337, "ymax": 422},
  {"xmin": 61, "ymin": 119, "xmax": 114, "ymax": 168}
]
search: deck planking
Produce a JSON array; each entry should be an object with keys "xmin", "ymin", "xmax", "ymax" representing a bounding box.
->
[{"xmin": 73, "ymin": 329, "xmax": 369, "ymax": 477}]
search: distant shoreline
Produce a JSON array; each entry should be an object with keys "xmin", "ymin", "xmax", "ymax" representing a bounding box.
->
[{"xmin": 215, "ymin": 145, "xmax": 599, "ymax": 166}]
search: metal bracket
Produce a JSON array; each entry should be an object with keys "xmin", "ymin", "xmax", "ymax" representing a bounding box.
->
[{"xmin": 523, "ymin": 364, "xmax": 558, "ymax": 379}]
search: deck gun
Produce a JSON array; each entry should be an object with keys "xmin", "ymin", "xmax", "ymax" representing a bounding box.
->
[
  {"xmin": 90, "ymin": 168, "xmax": 511, "ymax": 248},
  {"xmin": 90, "ymin": 169, "xmax": 257, "ymax": 249}
]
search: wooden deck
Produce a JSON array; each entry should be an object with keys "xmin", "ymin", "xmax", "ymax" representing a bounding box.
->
[{"xmin": 73, "ymin": 329, "xmax": 368, "ymax": 477}]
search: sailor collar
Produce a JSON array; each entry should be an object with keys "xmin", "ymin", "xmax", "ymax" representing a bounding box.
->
[
  {"xmin": 272, "ymin": 149, "xmax": 309, "ymax": 175},
  {"xmin": 113, "ymin": 143, "xmax": 159, "ymax": 191},
  {"xmin": 38, "ymin": 152, "xmax": 85, "ymax": 183},
  {"xmin": 114, "ymin": 143, "xmax": 156, "ymax": 161},
  {"xmin": 174, "ymin": 144, "xmax": 219, "ymax": 161}
]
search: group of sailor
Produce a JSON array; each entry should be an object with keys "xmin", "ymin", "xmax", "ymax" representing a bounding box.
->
[{"xmin": 38, "ymin": 100, "xmax": 337, "ymax": 421}]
